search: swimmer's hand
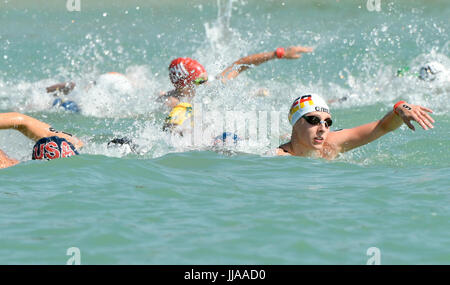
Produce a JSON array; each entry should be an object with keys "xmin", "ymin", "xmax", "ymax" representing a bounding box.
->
[
  {"xmin": 46, "ymin": 82, "xmax": 76, "ymax": 95},
  {"xmin": 108, "ymin": 137, "xmax": 132, "ymax": 146},
  {"xmin": 284, "ymin": 46, "xmax": 314, "ymax": 59},
  {"xmin": 107, "ymin": 137, "xmax": 139, "ymax": 153},
  {"xmin": 396, "ymin": 103, "xmax": 435, "ymax": 131}
]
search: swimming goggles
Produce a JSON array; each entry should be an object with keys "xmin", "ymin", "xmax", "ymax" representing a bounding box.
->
[
  {"xmin": 303, "ymin": 115, "xmax": 333, "ymax": 128},
  {"xmin": 193, "ymin": 77, "xmax": 208, "ymax": 85}
]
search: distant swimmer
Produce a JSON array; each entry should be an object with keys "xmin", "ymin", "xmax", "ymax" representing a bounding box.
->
[
  {"xmin": 0, "ymin": 112, "xmax": 83, "ymax": 169},
  {"xmin": 213, "ymin": 132, "xmax": 240, "ymax": 146},
  {"xmin": 417, "ymin": 62, "xmax": 448, "ymax": 82},
  {"xmin": 159, "ymin": 46, "xmax": 314, "ymax": 133},
  {"xmin": 276, "ymin": 94, "xmax": 434, "ymax": 159},
  {"xmin": 329, "ymin": 61, "xmax": 448, "ymax": 105},
  {"xmin": 46, "ymin": 82, "xmax": 80, "ymax": 112},
  {"xmin": 397, "ymin": 61, "xmax": 448, "ymax": 82},
  {"xmin": 45, "ymin": 72, "xmax": 133, "ymax": 113}
]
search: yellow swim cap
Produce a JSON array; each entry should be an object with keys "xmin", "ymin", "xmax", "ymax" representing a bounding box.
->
[{"xmin": 164, "ymin": 102, "xmax": 193, "ymax": 128}]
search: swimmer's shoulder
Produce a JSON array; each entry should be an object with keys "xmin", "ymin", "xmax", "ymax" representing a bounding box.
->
[
  {"xmin": 159, "ymin": 89, "xmax": 180, "ymax": 99},
  {"xmin": 0, "ymin": 149, "xmax": 19, "ymax": 169},
  {"xmin": 275, "ymin": 143, "xmax": 292, "ymax": 156},
  {"xmin": 325, "ymin": 128, "xmax": 346, "ymax": 143},
  {"xmin": 157, "ymin": 90, "xmax": 181, "ymax": 109}
]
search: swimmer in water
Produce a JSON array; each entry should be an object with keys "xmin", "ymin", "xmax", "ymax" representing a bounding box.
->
[
  {"xmin": 329, "ymin": 61, "xmax": 449, "ymax": 104},
  {"xmin": 160, "ymin": 46, "xmax": 313, "ymax": 132},
  {"xmin": 45, "ymin": 72, "xmax": 132, "ymax": 112},
  {"xmin": 0, "ymin": 112, "xmax": 83, "ymax": 169},
  {"xmin": 46, "ymin": 81, "xmax": 80, "ymax": 112},
  {"xmin": 396, "ymin": 62, "xmax": 448, "ymax": 82},
  {"xmin": 276, "ymin": 94, "xmax": 434, "ymax": 159}
]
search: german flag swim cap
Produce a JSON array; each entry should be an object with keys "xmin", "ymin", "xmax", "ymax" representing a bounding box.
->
[
  {"xmin": 169, "ymin": 58, "xmax": 206, "ymax": 88},
  {"xmin": 288, "ymin": 94, "xmax": 330, "ymax": 126}
]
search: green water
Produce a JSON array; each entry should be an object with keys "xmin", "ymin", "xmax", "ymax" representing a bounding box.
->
[
  {"xmin": 0, "ymin": 0, "xmax": 449, "ymax": 264},
  {"xmin": 1, "ymin": 151, "xmax": 449, "ymax": 264}
]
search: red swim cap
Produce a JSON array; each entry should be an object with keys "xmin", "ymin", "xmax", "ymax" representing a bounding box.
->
[{"xmin": 168, "ymin": 58, "xmax": 206, "ymax": 88}]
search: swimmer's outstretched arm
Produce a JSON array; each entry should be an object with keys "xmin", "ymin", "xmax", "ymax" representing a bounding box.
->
[
  {"xmin": 0, "ymin": 149, "xmax": 19, "ymax": 169},
  {"xmin": 327, "ymin": 102, "xmax": 434, "ymax": 153},
  {"xmin": 46, "ymin": 82, "xmax": 76, "ymax": 95},
  {"xmin": 0, "ymin": 113, "xmax": 83, "ymax": 150},
  {"xmin": 219, "ymin": 46, "xmax": 313, "ymax": 82}
]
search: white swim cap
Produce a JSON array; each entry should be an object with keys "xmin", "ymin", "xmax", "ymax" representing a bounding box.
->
[
  {"xmin": 419, "ymin": 61, "xmax": 446, "ymax": 81},
  {"xmin": 288, "ymin": 94, "xmax": 330, "ymax": 126},
  {"xmin": 96, "ymin": 72, "xmax": 134, "ymax": 93}
]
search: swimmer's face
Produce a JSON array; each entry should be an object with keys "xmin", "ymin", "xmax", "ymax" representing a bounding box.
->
[
  {"xmin": 194, "ymin": 72, "xmax": 209, "ymax": 86},
  {"xmin": 183, "ymin": 71, "xmax": 209, "ymax": 92},
  {"xmin": 293, "ymin": 111, "xmax": 331, "ymax": 150},
  {"xmin": 199, "ymin": 72, "xmax": 208, "ymax": 80}
]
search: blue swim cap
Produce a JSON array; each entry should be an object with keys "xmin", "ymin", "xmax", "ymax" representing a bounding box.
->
[
  {"xmin": 53, "ymin": 99, "xmax": 80, "ymax": 113},
  {"xmin": 32, "ymin": 136, "xmax": 79, "ymax": 160},
  {"xmin": 61, "ymin": 101, "xmax": 80, "ymax": 113},
  {"xmin": 213, "ymin": 132, "xmax": 240, "ymax": 145}
]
